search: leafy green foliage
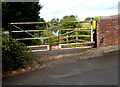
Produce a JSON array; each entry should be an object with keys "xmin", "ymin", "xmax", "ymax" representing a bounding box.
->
[
  {"xmin": 49, "ymin": 18, "xmax": 60, "ymax": 33},
  {"xmin": 59, "ymin": 15, "xmax": 82, "ymax": 39},
  {"xmin": 58, "ymin": 15, "xmax": 91, "ymax": 44},
  {"xmin": 84, "ymin": 17, "xmax": 93, "ymax": 23},
  {"xmin": 2, "ymin": 2, "xmax": 44, "ymax": 46},
  {"xmin": 2, "ymin": 2, "xmax": 42, "ymax": 29},
  {"xmin": 2, "ymin": 34, "xmax": 32, "ymax": 72},
  {"xmin": 94, "ymin": 16, "xmax": 100, "ymax": 20},
  {"xmin": 60, "ymin": 15, "xmax": 81, "ymax": 29},
  {"xmin": 49, "ymin": 35, "xmax": 59, "ymax": 45}
]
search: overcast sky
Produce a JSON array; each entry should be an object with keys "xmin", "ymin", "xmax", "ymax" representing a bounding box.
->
[{"xmin": 39, "ymin": 0, "xmax": 119, "ymax": 21}]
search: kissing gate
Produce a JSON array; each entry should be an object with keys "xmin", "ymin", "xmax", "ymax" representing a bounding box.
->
[{"xmin": 8, "ymin": 21, "xmax": 96, "ymax": 52}]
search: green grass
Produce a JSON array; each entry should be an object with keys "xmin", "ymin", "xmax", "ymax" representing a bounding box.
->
[{"xmin": 81, "ymin": 23, "xmax": 91, "ymax": 28}]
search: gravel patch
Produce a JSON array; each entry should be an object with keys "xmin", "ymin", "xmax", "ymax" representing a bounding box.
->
[
  {"xmin": 33, "ymin": 45, "xmax": 119, "ymax": 63},
  {"xmin": 33, "ymin": 48, "xmax": 85, "ymax": 58}
]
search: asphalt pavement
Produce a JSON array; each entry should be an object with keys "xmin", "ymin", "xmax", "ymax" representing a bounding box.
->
[{"xmin": 3, "ymin": 50, "xmax": 118, "ymax": 85}]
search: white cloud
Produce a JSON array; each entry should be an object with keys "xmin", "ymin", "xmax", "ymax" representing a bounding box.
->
[{"xmin": 39, "ymin": 0, "xmax": 119, "ymax": 21}]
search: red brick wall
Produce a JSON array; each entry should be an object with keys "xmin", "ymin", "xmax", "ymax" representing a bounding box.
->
[{"xmin": 97, "ymin": 16, "xmax": 120, "ymax": 47}]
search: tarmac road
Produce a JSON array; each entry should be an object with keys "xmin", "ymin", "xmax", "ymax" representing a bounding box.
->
[{"xmin": 3, "ymin": 50, "xmax": 118, "ymax": 85}]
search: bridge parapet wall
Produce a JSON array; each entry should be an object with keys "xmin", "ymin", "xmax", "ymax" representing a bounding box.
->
[{"xmin": 97, "ymin": 15, "xmax": 120, "ymax": 47}]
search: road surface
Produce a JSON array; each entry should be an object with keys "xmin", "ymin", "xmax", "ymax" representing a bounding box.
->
[{"xmin": 3, "ymin": 50, "xmax": 118, "ymax": 85}]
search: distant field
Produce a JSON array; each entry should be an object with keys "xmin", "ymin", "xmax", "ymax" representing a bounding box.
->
[{"xmin": 81, "ymin": 23, "xmax": 91, "ymax": 28}]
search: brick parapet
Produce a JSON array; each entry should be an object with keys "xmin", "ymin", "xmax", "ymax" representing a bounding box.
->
[{"xmin": 97, "ymin": 15, "xmax": 120, "ymax": 47}]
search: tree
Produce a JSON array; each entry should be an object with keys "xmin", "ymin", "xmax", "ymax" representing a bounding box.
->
[
  {"xmin": 60, "ymin": 15, "xmax": 81, "ymax": 29},
  {"xmin": 94, "ymin": 16, "xmax": 100, "ymax": 20},
  {"xmin": 49, "ymin": 18, "xmax": 60, "ymax": 32},
  {"xmin": 50, "ymin": 18, "xmax": 60, "ymax": 26},
  {"xmin": 84, "ymin": 17, "xmax": 93, "ymax": 23},
  {"xmin": 59, "ymin": 15, "xmax": 82, "ymax": 41},
  {"xmin": 37, "ymin": 18, "xmax": 46, "ymax": 29},
  {"xmin": 2, "ymin": 2, "xmax": 42, "ymax": 29},
  {"xmin": 2, "ymin": 2, "xmax": 44, "ymax": 46}
]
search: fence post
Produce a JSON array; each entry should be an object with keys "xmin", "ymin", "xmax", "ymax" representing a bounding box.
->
[
  {"xmin": 91, "ymin": 20, "xmax": 97, "ymax": 47},
  {"xmin": 91, "ymin": 25, "xmax": 93, "ymax": 43},
  {"xmin": 59, "ymin": 44, "xmax": 61, "ymax": 48},
  {"xmin": 76, "ymin": 28, "xmax": 78, "ymax": 43},
  {"xmin": 66, "ymin": 31, "xmax": 68, "ymax": 44},
  {"xmin": 46, "ymin": 22, "xmax": 52, "ymax": 50},
  {"xmin": 93, "ymin": 21, "xmax": 97, "ymax": 48},
  {"xmin": 8, "ymin": 23, "xmax": 12, "ymax": 38},
  {"xmin": 58, "ymin": 29, "xmax": 62, "ymax": 48}
]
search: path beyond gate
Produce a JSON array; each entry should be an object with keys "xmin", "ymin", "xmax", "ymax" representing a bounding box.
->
[{"xmin": 8, "ymin": 21, "xmax": 94, "ymax": 52}]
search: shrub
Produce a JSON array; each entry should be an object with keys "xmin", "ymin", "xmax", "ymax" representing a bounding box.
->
[{"xmin": 2, "ymin": 34, "xmax": 32, "ymax": 72}]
